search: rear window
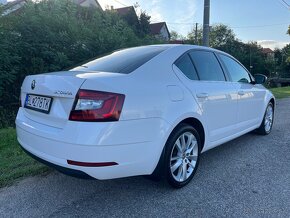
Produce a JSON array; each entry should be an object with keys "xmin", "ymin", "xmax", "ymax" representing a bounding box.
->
[{"xmin": 71, "ymin": 46, "xmax": 168, "ymax": 74}]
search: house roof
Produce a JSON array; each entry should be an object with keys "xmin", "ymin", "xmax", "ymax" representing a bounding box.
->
[
  {"xmin": 3, "ymin": 0, "xmax": 26, "ymax": 8},
  {"xmin": 262, "ymin": 48, "xmax": 274, "ymax": 54},
  {"xmin": 150, "ymin": 22, "xmax": 170, "ymax": 37},
  {"xmin": 114, "ymin": 6, "xmax": 135, "ymax": 16},
  {"xmin": 73, "ymin": 0, "xmax": 102, "ymax": 8},
  {"xmin": 1, "ymin": 0, "xmax": 27, "ymax": 15}
]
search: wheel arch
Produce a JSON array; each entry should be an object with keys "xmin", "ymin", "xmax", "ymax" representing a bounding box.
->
[
  {"xmin": 169, "ymin": 117, "xmax": 206, "ymax": 152},
  {"xmin": 150, "ymin": 116, "xmax": 206, "ymax": 178},
  {"xmin": 269, "ymin": 98, "xmax": 275, "ymax": 110},
  {"xmin": 178, "ymin": 117, "xmax": 205, "ymax": 151}
]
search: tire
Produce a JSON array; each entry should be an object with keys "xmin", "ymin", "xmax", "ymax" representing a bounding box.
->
[
  {"xmin": 256, "ymin": 102, "xmax": 274, "ymax": 135},
  {"xmin": 163, "ymin": 123, "xmax": 201, "ymax": 188}
]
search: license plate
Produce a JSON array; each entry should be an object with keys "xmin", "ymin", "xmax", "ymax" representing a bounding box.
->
[{"xmin": 24, "ymin": 94, "xmax": 53, "ymax": 114}]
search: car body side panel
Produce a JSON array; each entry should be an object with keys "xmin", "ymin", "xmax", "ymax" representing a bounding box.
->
[{"xmin": 15, "ymin": 45, "xmax": 275, "ymax": 180}]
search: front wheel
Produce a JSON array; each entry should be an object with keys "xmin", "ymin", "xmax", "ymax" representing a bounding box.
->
[
  {"xmin": 164, "ymin": 124, "xmax": 201, "ymax": 188},
  {"xmin": 256, "ymin": 102, "xmax": 274, "ymax": 135}
]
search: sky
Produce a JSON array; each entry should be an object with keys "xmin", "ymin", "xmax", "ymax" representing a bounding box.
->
[
  {"xmin": 5, "ymin": 0, "xmax": 290, "ymax": 49},
  {"xmin": 98, "ymin": 0, "xmax": 290, "ymax": 49}
]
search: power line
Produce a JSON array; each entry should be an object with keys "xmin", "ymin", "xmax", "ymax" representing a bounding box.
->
[
  {"xmin": 275, "ymin": 0, "xmax": 290, "ymax": 10},
  {"xmin": 165, "ymin": 22, "xmax": 289, "ymax": 29},
  {"xmin": 281, "ymin": 0, "xmax": 290, "ymax": 7},
  {"xmin": 231, "ymin": 22, "xmax": 290, "ymax": 29}
]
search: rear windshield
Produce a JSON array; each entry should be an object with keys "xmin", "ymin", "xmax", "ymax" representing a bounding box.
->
[{"xmin": 71, "ymin": 46, "xmax": 168, "ymax": 74}]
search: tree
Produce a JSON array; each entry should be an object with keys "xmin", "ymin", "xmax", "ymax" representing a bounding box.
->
[
  {"xmin": 0, "ymin": 0, "xmax": 158, "ymax": 127},
  {"xmin": 288, "ymin": 25, "xmax": 290, "ymax": 35},
  {"xmin": 170, "ymin": 31, "xmax": 185, "ymax": 41},
  {"xmin": 280, "ymin": 44, "xmax": 290, "ymax": 77},
  {"xmin": 138, "ymin": 11, "xmax": 151, "ymax": 36},
  {"xmin": 187, "ymin": 24, "xmax": 235, "ymax": 47},
  {"xmin": 209, "ymin": 24, "xmax": 235, "ymax": 48}
]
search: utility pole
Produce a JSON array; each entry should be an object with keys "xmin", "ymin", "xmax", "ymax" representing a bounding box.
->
[
  {"xmin": 195, "ymin": 23, "xmax": 198, "ymax": 45},
  {"xmin": 202, "ymin": 0, "xmax": 210, "ymax": 47},
  {"xmin": 249, "ymin": 46, "xmax": 253, "ymax": 73}
]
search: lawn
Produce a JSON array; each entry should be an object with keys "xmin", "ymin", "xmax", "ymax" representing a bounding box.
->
[
  {"xmin": 0, "ymin": 128, "xmax": 50, "ymax": 188},
  {"xmin": 270, "ymin": 86, "xmax": 290, "ymax": 99}
]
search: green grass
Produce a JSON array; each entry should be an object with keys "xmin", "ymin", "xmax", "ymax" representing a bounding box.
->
[
  {"xmin": 0, "ymin": 128, "xmax": 50, "ymax": 188},
  {"xmin": 270, "ymin": 86, "xmax": 290, "ymax": 99}
]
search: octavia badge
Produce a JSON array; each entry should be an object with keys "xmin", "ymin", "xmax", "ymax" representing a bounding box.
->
[{"xmin": 31, "ymin": 80, "xmax": 36, "ymax": 90}]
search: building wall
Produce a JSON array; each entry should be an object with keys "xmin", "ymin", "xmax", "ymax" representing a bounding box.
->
[{"xmin": 159, "ymin": 25, "xmax": 170, "ymax": 41}]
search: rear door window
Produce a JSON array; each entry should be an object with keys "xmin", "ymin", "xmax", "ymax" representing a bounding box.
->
[
  {"xmin": 175, "ymin": 54, "xmax": 199, "ymax": 80},
  {"xmin": 189, "ymin": 51, "xmax": 226, "ymax": 81}
]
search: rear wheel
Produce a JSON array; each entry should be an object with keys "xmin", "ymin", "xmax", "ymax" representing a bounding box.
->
[
  {"xmin": 256, "ymin": 102, "xmax": 274, "ymax": 135},
  {"xmin": 164, "ymin": 124, "xmax": 201, "ymax": 188}
]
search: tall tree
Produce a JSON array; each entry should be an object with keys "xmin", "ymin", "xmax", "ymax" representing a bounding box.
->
[
  {"xmin": 170, "ymin": 31, "xmax": 185, "ymax": 41},
  {"xmin": 187, "ymin": 24, "xmax": 235, "ymax": 47},
  {"xmin": 138, "ymin": 11, "xmax": 151, "ymax": 36}
]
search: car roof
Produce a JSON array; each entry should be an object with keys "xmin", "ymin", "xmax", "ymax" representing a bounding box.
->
[{"xmin": 148, "ymin": 44, "xmax": 229, "ymax": 55}]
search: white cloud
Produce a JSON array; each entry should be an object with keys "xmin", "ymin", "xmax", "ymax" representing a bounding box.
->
[
  {"xmin": 148, "ymin": 0, "xmax": 164, "ymax": 22},
  {"xmin": 257, "ymin": 40, "xmax": 289, "ymax": 50},
  {"xmin": 98, "ymin": 0, "xmax": 197, "ymax": 36}
]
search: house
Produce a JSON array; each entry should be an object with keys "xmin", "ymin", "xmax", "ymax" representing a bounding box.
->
[
  {"xmin": 113, "ymin": 6, "xmax": 139, "ymax": 29},
  {"xmin": 73, "ymin": 0, "xmax": 102, "ymax": 9},
  {"xmin": 150, "ymin": 22, "xmax": 170, "ymax": 41},
  {"xmin": 262, "ymin": 48, "xmax": 275, "ymax": 61},
  {"xmin": 1, "ymin": 0, "xmax": 27, "ymax": 16}
]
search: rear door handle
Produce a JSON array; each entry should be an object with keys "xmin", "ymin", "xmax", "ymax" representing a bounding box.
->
[
  {"xmin": 238, "ymin": 91, "xmax": 245, "ymax": 96},
  {"xmin": 196, "ymin": 93, "xmax": 209, "ymax": 98}
]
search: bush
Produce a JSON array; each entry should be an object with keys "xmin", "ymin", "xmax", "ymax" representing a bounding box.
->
[{"xmin": 0, "ymin": 0, "xmax": 159, "ymax": 127}]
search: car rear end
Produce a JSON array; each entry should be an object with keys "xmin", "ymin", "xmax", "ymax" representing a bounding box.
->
[{"xmin": 16, "ymin": 45, "xmax": 176, "ymax": 180}]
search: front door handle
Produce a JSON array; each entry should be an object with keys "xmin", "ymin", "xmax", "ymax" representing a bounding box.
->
[
  {"xmin": 196, "ymin": 93, "xmax": 209, "ymax": 98},
  {"xmin": 238, "ymin": 91, "xmax": 245, "ymax": 96}
]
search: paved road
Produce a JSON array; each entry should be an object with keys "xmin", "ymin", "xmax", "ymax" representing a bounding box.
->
[{"xmin": 1, "ymin": 98, "xmax": 290, "ymax": 218}]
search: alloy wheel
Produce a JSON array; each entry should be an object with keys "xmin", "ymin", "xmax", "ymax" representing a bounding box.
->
[
  {"xmin": 264, "ymin": 104, "xmax": 273, "ymax": 133},
  {"xmin": 170, "ymin": 132, "xmax": 198, "ymax": 182}
]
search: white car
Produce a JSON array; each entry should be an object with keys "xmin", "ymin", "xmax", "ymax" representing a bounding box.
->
[{"xmin": 16, "ymin": 45, "xmax": 275, "ymax": 188}]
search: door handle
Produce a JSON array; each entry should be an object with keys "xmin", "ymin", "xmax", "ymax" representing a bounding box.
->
[
  {"xmin": 238, "ymin": 91, "xmax": 245, "ymax": 96},
  {"xmin": 196, "ymin": 93, "xmax": 209, "ymax": 98}
]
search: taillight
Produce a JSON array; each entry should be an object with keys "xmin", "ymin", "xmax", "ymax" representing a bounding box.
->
[{"xmin": 69, "ymin": 89, "xmax": 125, "ymax": 122}]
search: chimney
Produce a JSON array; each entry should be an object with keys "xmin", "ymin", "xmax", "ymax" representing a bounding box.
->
[{"xmin": 111, "ymin": 5, "xmax": 114, "ymax": 10}]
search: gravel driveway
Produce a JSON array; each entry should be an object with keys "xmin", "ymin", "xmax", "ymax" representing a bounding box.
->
[{"xmin": 1, "ymin": 98, "xmax": 290, "ymax": 218}]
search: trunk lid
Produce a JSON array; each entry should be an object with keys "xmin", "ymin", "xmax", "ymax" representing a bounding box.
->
[{"xmin": 20, "ymin": 71, "xmax": 86, "ymax": 128}]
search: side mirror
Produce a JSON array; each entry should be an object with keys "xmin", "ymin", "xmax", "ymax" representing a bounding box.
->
[{"xmin": 253, "ymin": 74, "xmax": 267, "ymax": 84}]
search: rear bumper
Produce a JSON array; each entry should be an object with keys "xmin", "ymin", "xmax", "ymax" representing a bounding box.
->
[
  {"xmin": 16, "ymin": 108, "xmax": 171, "ymax": 180},
  {"xmin": 21, "ymin": 146, "xmax": 94, "ymax": 179}
]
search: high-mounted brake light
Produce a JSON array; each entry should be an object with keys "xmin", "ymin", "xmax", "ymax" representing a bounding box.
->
[{"xmin": 69, "ymin": 90, "xmax": 125, "ymax": 122}]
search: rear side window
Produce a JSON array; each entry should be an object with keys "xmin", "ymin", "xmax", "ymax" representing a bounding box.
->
[
  {"xmin": 71, "ymin": 46, "xmax": 169, "ymax": 74},
  {"xmin": 175, "ymin": 54, "xmax": 199, "ymax": 80},
  {"xmin": 189, "ymin": 51, "xmax": 225, "ymax": 81},
  {"xmin": 219, "ymin": 54, "xmax": 251, "ymax": 83}
]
